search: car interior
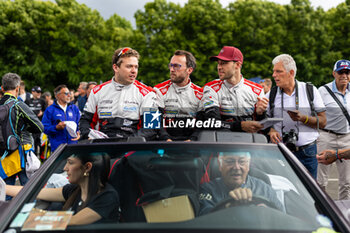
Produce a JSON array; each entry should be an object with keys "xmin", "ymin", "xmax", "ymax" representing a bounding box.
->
[{"xmin": 2, "ymin": 132, "xmax": 339, "ymax": 232}]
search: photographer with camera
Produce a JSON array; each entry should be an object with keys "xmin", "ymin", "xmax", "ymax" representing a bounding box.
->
[{"xmin": 267, "ymin": 54, "xmax": 326, "ymax": 179}]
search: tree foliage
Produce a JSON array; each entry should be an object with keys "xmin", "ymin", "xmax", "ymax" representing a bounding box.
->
[
  {"xmin": 0, "ymin": 0, "xmax": 348, "ymax": 90},
  {"xmin": 0, "ymin": 0, "xmax": 133, "ymax": 90}
]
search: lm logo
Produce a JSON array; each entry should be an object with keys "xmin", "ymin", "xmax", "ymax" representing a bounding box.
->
[{"xmin": 143, "ymin": 110, "xmax": 161, "ymax": 129}]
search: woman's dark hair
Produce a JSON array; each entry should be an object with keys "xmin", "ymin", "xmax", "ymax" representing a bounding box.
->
[{"xmin": 63, "ymin": 153, "xmax": 110, "ymax": 210}]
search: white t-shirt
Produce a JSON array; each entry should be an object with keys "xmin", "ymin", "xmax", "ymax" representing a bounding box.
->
[{"xmin": 266, "ymin": 81, "xmax": 326, "ymax": 147}]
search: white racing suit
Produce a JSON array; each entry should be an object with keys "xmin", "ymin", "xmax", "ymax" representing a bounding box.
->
[
  {"xmin": 80, "ymin": 78, "xmax": 157, "ymax": 140},
  {"xmin": 154, "ymin": 80, "xmax": 203, "ymax": 140},
  {"xmin": 201, "ymin": 77, "xmax": 264, "ymax": 131}
]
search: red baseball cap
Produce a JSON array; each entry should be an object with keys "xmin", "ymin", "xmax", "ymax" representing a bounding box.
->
[{"xmin": 210, "ymin": 46, "xmax": 243, "ymax": 63}]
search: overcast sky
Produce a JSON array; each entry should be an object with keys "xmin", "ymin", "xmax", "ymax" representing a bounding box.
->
[{"xmin": 74, "ymin": 0, "xmax": 345, "ymax": 27}]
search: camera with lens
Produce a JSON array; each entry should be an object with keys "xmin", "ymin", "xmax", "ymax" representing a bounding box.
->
[{"xmin": 282, "ymin": 129, "xmax": 298, "ymax": 151}]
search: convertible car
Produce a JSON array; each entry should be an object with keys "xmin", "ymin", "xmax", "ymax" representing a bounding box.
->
[{"xmin": 0, "ymin": 131, "xmax": 349, "ymax": 233}]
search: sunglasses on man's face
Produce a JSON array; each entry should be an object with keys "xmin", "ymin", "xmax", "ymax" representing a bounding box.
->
[
  {"xmin": 61, "ymin": 92, "xmax": 70, "ymax": 96},
  {"xmin": 337, "ymin": 69, "xmax": 350, "ymax": 75}
]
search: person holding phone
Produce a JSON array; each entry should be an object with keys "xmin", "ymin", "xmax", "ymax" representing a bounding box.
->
[{"xmin": 266, "ymin": 54, "xmax": 326, "ymax": 179}]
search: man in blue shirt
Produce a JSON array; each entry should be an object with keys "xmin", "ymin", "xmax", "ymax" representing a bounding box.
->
[
  {"xmin": 42, "ymin": 85, "xmax": 80, "ymax": 152},
  {"xmin": 199, "ymin": 151, "xmax": 283, "ymax": 215}
]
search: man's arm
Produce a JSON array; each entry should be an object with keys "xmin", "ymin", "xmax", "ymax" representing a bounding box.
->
[
  {"xmin": 79, "ymin": 92, "xmax": 98, "ymax": 139},
  {"xmin": 287, "ymin": 110, "xmax": 326, "ymax": 129},
  {"xmin": 317, "ymin": 148, "xmax": 350, "ymax": 165},
  {"xmin": 79, "ymin": 112, "xmax": 95, "ymax": 139},
  {"xmin": 199, "ymin": 184, "xmax": 217, "ymax": 216},
  {"xmin": 269, "ymin": 127, "xmax": 282, "ymax": 144},
  {"xmin": 202, "ymin": 86, "xmax": 221, "ymax": 121},
  {"xmin": 42, "ymin": 108, "xmax": 61, "ymax": 136}
]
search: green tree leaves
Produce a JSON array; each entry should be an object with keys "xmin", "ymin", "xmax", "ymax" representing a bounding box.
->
[
  {"xmin": 0, "ymin": 0, "xmax": 132, "ymax": 90},
  {"xmin": 0, "ymin": 0, "xmax": 348, "ymax": 90}
]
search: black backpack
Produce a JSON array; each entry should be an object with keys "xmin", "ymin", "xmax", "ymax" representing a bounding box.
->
[
  {"xmin": 268, "ymin": 82, "xmax": 315, "ymax": 117},
  {"xmin": 0, "ymin": 98, "xmax": 21, "ymax": 160}
]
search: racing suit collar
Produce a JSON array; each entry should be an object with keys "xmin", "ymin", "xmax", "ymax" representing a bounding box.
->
[
  {"xmin": 172, "ymin": 79, "xmax": 191, "ymax": 94},
  {"xmin": 112, "ymin": 77, "xmax": 132, "ymax": 90},
  {"xmin": 223, "ymin": 75, "xmax": 244, "ymax": 90}
]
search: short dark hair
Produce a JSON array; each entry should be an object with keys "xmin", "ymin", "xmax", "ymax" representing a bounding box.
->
[
  {"xmin": 174, "ymin": 50, "xmax": 196, "ymax": 70},
  {"xmin": 112, "ymin": 47, "xmax": 140, "ymax": 67},
  {"xmin": 2, "ymin": 73, "xmax": 21, "ymax": 91},
  {"xmin": 54, "ymin": 84, "xmax": 68, "ymax": 95}
]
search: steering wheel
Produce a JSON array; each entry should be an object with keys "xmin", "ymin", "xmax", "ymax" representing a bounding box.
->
[{"xmin": 210, "ymin": 194, "xmax": 278, "ymax": 213}]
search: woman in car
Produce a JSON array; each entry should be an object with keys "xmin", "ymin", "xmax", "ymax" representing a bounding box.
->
[{"xmin": 6, "ymin": 153, "xmax": 119, "ymax": 225}]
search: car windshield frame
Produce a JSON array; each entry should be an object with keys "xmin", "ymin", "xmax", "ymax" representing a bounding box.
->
[{"xmin": 1, "ymin": 141, "xmax": 349, "ymax": 233}]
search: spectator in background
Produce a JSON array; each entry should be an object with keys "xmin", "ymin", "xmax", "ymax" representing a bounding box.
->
[
  {"xmin": 26, "ymin": 86, "xmax": 46, "ymax": 155},
  {"xmin": 42, "ymin": 85, "xmax": 80, "ymax": 152},
  {"xmin": 317, "ymin": 59, "xmax": 350, "ymax": 200},
  {"xmin": 260, "ymin": 78, "xmax": 272, "ymax": 96},
  {"xmin": 69, "ymin": 89, "xmax": 76, "ymax": 104},
  {"xmin": 18, "ymin": 81, "xmax": 32, "ymax": 102},
  {"xmin": 76, "ymin": 82, "xmax": 88, "ymax": 112},
  {"xmin": 42, "ymin": 91, "xmax": 53, "ymax": 108},
  {"xmin": 0, "ymin": 73, "xmax": 43, "ymax": 196},
  {"xmin": 87, "ymin": 81, "xmax": 97, "ymax": 98},
  {"xmin": 26, "ymin": 86, "xmax": 46, "ymax": 120}
]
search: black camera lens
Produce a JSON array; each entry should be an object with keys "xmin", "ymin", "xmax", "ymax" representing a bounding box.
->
[{"xmin": 283, "ymin": 129, "xmax": 298, "ymax": 151}]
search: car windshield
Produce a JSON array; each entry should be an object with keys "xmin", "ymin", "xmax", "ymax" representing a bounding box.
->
[{"xmin": 5, "ymin": 142, "xmax": 335, "ymax": 232}]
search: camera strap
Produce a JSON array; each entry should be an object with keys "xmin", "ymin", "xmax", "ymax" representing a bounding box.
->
[{"xmin": 281, "ymin": 80, "xmax": 299, "ymax": 135}]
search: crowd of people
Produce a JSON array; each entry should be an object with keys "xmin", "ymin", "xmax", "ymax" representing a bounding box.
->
[{"xmin": 1, "ymin": 45, "xmax": 350, "ymax": 224}]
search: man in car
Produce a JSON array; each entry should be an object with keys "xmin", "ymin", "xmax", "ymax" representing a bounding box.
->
[
  {"xmin": 199, "ymin": 151, "xmax": 283, "ymax": 215},
  {"xmin": 79, "ymin": 47, "xmax": 157, "ymax": 140},
  {"xmin": 201, "ymin": 46, "xmax": 269, "ymax": 133},
  {"xmin": 154, "ymin": 50, "xmax": 203, "ymax": 141}
]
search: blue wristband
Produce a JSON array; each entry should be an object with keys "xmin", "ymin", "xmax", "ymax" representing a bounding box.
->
[{"xmin": 336, "ymin": 149, "xmax": 343, "ymax": 163}]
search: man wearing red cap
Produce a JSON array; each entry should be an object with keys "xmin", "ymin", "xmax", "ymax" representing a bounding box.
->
[{"xmin": 201, "ymin": 46, "xmax": 268, "ymax": 132}]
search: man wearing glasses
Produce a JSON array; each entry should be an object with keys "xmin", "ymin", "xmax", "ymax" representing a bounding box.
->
[
  {"xmin": 154, "ymin": 50, "xmax": 203, "ymax": 141},
  {"xmin": 199, "ymin": 152, "xmax": 283, "ymax": 215},
  {"xmin": 201, "ymin": 46, "xmax": 269, "ymax": 133},
  {"xmin": 317, "ymin": 60, "xmax": 350, "ymax": 200},
  {"xmin": 42, "ymin": 85, "xmax": 81, "ymax": 152},
  {"xmin": 79, "ymin": 47, "xmax": 157, "ymax": 140}
]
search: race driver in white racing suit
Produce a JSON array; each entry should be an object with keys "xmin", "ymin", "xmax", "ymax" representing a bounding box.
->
[
  {"xmin": 201, "ymin": 46, "xmax": 268, "ymax": 133},
  {"xmin": 79, "ymin": 47, "xmax": 157, "ymax": 140},
  {"xmin": 154, "ymin": 50, "xmax": 203, "ymax": 141}
]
